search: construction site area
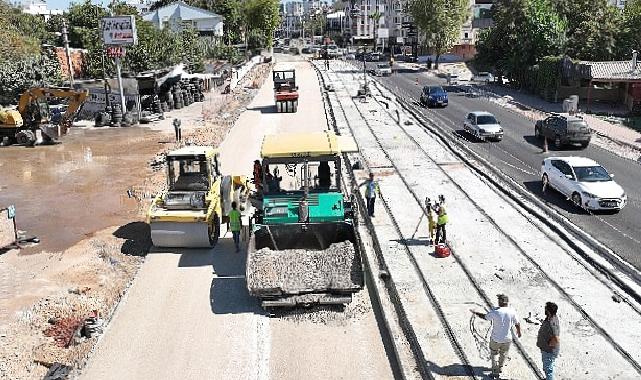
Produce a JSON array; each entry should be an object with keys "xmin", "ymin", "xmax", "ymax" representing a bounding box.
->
[{"xmin": 2, "ymin": 51, "xmax": 641, "ymax": 380}]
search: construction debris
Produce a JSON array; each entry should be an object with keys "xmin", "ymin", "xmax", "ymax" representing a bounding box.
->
[{"xmin": 247, "ymin": 241, "xmax": 362, "ymax": 296}]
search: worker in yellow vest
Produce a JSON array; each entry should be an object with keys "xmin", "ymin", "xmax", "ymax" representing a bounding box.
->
[
  {"xmin": 435, "ymin": 202, "xmax": 448, "ymax": 244},
  {"xmin": 425, "ymin": 198, "xmax": 436, "ymax": 245},
  {"xmin": 228, "ymin": 201, "xmax": 242, "ymax": 252}
]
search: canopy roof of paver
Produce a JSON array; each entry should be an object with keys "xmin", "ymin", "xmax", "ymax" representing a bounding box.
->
[{"xmin": 261, "ymin": 131, "xmax": 357, "ymax": 158}]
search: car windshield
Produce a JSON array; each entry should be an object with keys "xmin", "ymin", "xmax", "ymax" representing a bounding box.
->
[
  {"xmin": 476, "ymin": 115, "xmax": 498, "ymax": 125},
  {"xmin": 429, "ymin": 87, "xmax": 445, "ymax": 94},
  {"xmin": 568, "ymin": 120, "xmax": 589, "ymax": 131},
  {"xmin": 573, "ymin": 165, "xmax": 611, "ymax": 182},
  {"xmin": 478, "ymin": 72, "xmax": 489, "ymax": 77},
  {"xmin": 378, "ymin": 64, "xmax": 390, "ymax": 69}
]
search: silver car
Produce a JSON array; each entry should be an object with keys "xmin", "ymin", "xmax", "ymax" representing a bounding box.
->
[{"xmin": 463, "ymin": 111, "xmax": 504, "ymax": 141}]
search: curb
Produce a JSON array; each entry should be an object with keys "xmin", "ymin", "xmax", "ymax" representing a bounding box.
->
[
  {"xmin": 483, "ymin": 86, "xmax": 641, "ymax": 156},
  {"xmin": 314, "ymin": 62, "xmax": 423, "ymax": 380}
]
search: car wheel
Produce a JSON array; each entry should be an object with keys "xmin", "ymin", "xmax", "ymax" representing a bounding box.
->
[
  {"xmin": 571, "ymin": 192, "xmax": 583, "ymax": 209},
  {"xmin": 554, "ymin": 136, "xmax": 562, "ymax": 149},
  {"xmin": 542, "ymin": 174, "xmax": 549, "ymax": 193}
]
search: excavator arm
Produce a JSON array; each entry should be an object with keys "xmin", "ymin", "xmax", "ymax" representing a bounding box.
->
[{"xmin": 17, "ymin": 87, "xmax": 89, "ymax": 128}]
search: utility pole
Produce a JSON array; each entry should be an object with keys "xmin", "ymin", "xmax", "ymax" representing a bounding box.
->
[{"xmin": 62, "ymin": 20, "xmax": 74, "ymax": 86}]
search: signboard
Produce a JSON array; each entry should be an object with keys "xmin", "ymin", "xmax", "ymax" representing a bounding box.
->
[
  {"xmin": 396, "ymin": 37, "xmax": 404, "ymax": 43},
  {"xmin": 102, "ymin": 16, "xmax": 138, "ymax": 46},
  {"xmin": 377, "ymin": 28, "xmax": 389, "ymax": 39},
  {"xmin": 106, "ymin": 46, "xmax": 127, "ymax": 58},
  {"xmin": 0, "ymin": 207, "xmax": 17, "ymax": 249}
]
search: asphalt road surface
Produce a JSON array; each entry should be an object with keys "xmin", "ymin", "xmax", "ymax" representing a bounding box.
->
[
  {"xmin": 372, "ymin": 64, "xmax": 641, "ymax": 271},
  {"xmin": 80, "ymin": 56, "xmax": 394, "ymax": 380}
]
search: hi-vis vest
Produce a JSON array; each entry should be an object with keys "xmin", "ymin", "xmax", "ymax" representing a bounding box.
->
[{"xmin": 437, "ymin": 206, "xmax": 448, "ymax": 225}]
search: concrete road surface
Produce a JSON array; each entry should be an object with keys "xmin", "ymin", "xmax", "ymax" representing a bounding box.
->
[{"xmin": 81, "ymin": 55, "xmax": 394, "ymax": 380}]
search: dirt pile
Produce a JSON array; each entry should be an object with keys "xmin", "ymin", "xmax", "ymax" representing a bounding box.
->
[
  {"xmin": 246, "ymin": 241, "xmax": 362, "ymax": 296},
  {"xmin": 0, "ymin": 232, "xmax": 142, "ymax": 380}
]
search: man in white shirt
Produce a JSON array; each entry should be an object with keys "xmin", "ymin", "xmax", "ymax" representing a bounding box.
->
[{"xmin": 471, "ymin": 294, "xmax": 522, "ymax": 378}]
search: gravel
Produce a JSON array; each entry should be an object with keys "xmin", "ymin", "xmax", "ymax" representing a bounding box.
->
[{"xmin": 246, "ymin": 241, "xmax": 363, "ymax": 296}]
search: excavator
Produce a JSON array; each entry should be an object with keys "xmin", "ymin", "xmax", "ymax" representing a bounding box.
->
[{"xmin": 0, "ymin": 87, "xmax": 89, "ymax": 146}]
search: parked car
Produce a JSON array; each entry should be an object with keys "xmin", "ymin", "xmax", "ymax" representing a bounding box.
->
[
  {"xmin": 301, "ymin": 46, "xmax": 312, "ymax": 54},
  {"xmin": 541, "ymin": 156, "xmax": 626, "ymax": 211},
  {"xmin": 463, "ymin": 111, "xmax": 503, "ymax": 141},
  {"xmin": 420, "ymin": 86, "xmax": 449, "ymax": 108},
  {"xmin": 473, "ymin": 72, "xmax": 494, "ymax": 83},
  {"xmin": 345, "ymin": 53, "xmax": 356, "ymax": 60},
  {"xmin": 375, "ymin": 63, "xmax": 392, "ymax": 77},
  {"xmin": 535, "ymin": 114, "xmax": 591, "ymax": 149}
]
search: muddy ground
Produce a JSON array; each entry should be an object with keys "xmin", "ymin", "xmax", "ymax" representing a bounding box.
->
[{"xmin": 0, "ymin": 62, "xmax": 272, "ymax": 379}]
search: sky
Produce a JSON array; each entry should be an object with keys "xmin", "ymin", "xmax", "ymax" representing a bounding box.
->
[{"xmin": 46, "ymin": 0, "xmax": 108, "ymax": 11}]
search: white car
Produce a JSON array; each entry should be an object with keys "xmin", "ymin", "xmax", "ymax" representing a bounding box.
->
[
  {"xmin": 473, "ymin": 72, "xmax": 494, "ymax": 83},
  {"xmin": 375, "ymin": 63, "xmax": 392, "ymax": 76},
  {"xmin": 463, "ymin": 111, "xmax": 504, "ymax": 141},
  {"xmin": 541, "ymin": 157, "xmax": 626, "ymax": 211}
]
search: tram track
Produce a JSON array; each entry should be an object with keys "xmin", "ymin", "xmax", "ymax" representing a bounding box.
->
[{"xmin": 323, "ymin": 61, "xmax": 641, "ymax": 378}]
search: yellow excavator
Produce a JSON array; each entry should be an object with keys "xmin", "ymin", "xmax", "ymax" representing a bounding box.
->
[
  {"xmin": 147, "ymin": 146, "xmax": 252, "ymax": 248},
  {"xmin": 0, "ymin": 87, "xmax": 88, "ymax": 146}
]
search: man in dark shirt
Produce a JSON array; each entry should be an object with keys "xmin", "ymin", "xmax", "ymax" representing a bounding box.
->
[{"xmin": 537, "ymin": 302, "xmax": 560, "ymax": 380}]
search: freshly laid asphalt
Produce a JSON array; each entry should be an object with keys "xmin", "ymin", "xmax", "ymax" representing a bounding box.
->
[{"xmin": 369, "ymin": 64, "xmax": 641, "ymax": 271}]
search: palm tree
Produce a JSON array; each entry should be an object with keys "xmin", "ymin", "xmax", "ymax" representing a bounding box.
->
[{"xmin": 369, "ymin": 9, "xmax": 382, "ymax": 51}]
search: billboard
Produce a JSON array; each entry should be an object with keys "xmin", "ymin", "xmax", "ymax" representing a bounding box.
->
[{"xmin": 102, "ymin": 16, "xmax": 138, "ymax": 46}]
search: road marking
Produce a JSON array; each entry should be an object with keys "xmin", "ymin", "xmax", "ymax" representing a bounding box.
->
[{"xmin": 255, "ymin": 314, "xmax": 271, "ymax": 380}]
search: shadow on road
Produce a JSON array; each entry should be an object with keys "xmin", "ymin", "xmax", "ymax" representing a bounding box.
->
[
  {"xmin": 113, "ymin": 222, "xmax": 152, "ymax": 256},
  {"xmin": 150, "ymin": 236, "xmax": 262, "ymax": 314},
  {"xmin": 523, "ymin": 180, "xmax": 586, "ymax": 215},
  {"xmin": 247, "ymin": 105, "xmax": 279, "ymax": 114},
  {"xmin": 208, "ymin": 237, "xmax": 263, "ymax": 315},
  {"xmin": 426, "ymin": 361, "xmax": 492, "ymax": 378}
]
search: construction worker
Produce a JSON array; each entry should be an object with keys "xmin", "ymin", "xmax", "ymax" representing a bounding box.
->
[
  {"xmin": 318, "ymin": 161, "xmax": 331, "ymax": 188},
  {"xmin": 435, "ymin": 202, "xmax": 448, "ymax": 244},
  {"xmin": 173, "ymin": 118, "xmax": 182, "ymax": 142},
  {"xmin": 362, "ymin": 172, "xmax": 379, "ymax": 217},
  {"xmin": 253, "ymin": 160, "xmax": 262, "ymax": 185},
  {"xmin": 537, "ymin": 302, "xmax": 561, "ymax": 380},
  {"xmin": 228, "ymin": 201, "xmax": 242, "ymax": 252},
  {"xmin": 425, "ymin": 198, "xmax": 436, "ymax": 245},
  {"xmin": 471, "ymin": 294, "xmax": 522, "ymax": 379}
]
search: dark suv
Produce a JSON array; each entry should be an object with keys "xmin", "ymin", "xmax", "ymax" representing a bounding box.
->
[
  {"xmin": 420, "ymin": 86, "xmax": 448, "ymax": 108},
  {"xmin": 535, "ymin": 114, "xmax": 591, "ymax": 149}
]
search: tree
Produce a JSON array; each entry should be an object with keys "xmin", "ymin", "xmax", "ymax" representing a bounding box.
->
[
  {"xmin": 369, "ymin": 9, "xmax": 382, "ymax": 51},
  {"xmin": 210, "ymin": 0, "xmax": 244, "ymax": 44},
  {"xmin": 243, "ymin": 0, "xmax": 280, "ymax": 48},
  {"xmin": 406, "ymin": 0, "xmax": 469, "ymax": 68},
  {"xmin": 618, "ymin": 0, "xmax": 641, "ymax": 58},
  {"xmin": 551, "ymin": 0, "xmax": 624, "ymax": 60},
  {"xmin": 475, "ymin": 0, "xmax": 566, "ymax": 86}
]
